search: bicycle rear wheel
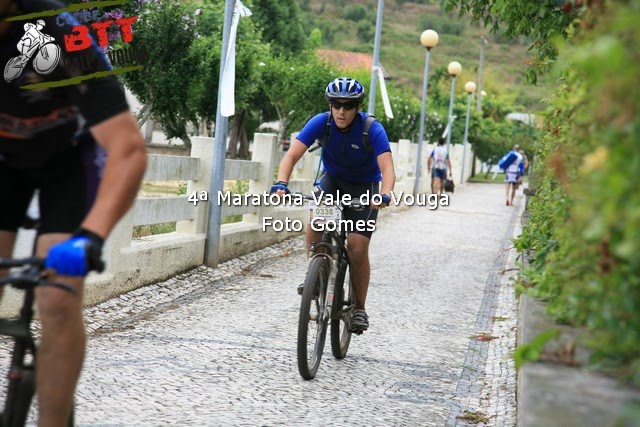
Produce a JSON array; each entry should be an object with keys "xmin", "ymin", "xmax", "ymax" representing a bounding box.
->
[
  {"xmin": 297, "ymin": 256, "xmax": 330, "ymax": 380},
  {"xmin": 331, "ymin": 260, "xmax": 354, "ymax": 359}
]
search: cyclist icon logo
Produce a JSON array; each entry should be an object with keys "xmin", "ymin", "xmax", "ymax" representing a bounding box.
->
[{"xmin": 4, "ymin": 20, "xmax": 61, "ymax": 83}]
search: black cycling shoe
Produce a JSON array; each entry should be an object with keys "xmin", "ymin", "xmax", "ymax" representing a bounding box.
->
[
  {"xmin": 350, "ymin": 309, "xmax": 369, "ymax": 333},
  {"xmin": 297, "ymin": 283, "xmax": 304, "ymax": 295}
]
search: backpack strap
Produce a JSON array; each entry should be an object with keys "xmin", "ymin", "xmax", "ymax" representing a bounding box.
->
[
  {"xmin": 362, "ymin": 114, "xmax": 376, "ymax": 152},
  {"xmin": 310, "ymin": 112, "xmax": 331, "ymax": 185},
  {"xmin": 308, "ymin": 112, "xmax": 331, "ymax": 153}
]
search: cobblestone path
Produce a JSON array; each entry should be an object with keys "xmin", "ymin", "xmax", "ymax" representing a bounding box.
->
[{"xmin": 3, "ymin": 183, "xmax": 523, "ymax": 426}]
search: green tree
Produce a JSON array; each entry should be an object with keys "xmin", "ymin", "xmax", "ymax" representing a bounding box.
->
[
  {"xmin": 445, "ymin": 0, "xmax": 580, "ymax": 81},
  {"xmin": 250, "ymin": 0, "xmax": 306, "ymax": 56},
  {"xmin": 194, "ymin": 1, "xmax": 270, "ymax": 157},
  {"xmin": 121, "ymin": 0, "xmax": 203, "ymax": 146},
  {"xmin": 261, "ymin": 53, "xmax": 337, "ymax": 140},
  {"xmin": 120, "ymin": 0, "xmax": 269, "ymax": 155}
]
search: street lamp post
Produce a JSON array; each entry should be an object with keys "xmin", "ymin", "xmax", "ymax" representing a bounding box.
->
[
  {"xmin": 413, "ymin": 29, "xmax": 439, "ymax": 195},
  {"xmin": 445, "ymin": 61, "xmax": 462, "ymax": 154},
  {"xmin": 460, "ymin": 81, "xmax": 476, "ymax": 183},
  {"xmin": 205, "ymin": 0, "xmax": 234, "ymax": 267}
]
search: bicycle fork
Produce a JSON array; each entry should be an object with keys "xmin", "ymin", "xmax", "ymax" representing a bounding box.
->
[{"xmin": 318, "ymin": 254, "xmax": 337, "ymax": 323}]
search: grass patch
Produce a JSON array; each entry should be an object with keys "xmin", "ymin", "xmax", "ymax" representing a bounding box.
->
[
  {"xmin": 468, "ymin": 173, "xmax": 505, "ymax": 183},
  {"xmin": 456, "ymin": 410, "xmax": 490, "ymax": 424},
  {"xmin": 133, "ymin": 222, "xmax": 176, "ymax": 238},
  {"xmin": 222, "ymin": 215, "xmax": 243, "ymax": 224},
  {"xmin": 139, "ymin": 180, "xmax": 187, "ymax": 197}
]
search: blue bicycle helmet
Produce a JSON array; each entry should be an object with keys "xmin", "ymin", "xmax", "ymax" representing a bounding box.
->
[{"xmin": 325, "ymin": 77, "xmax": 365, "ymax": 103}]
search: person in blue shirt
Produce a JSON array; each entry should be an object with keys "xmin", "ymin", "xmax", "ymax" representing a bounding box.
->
[
  {"xmin": 271, "ymin": 77, "xmax": 396, "ymax": 333},
  {"xmin": 504, "ymin": 148, "xmax": 525, "ymax": 206}
]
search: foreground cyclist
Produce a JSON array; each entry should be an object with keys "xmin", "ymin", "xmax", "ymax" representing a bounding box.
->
[
  {"xmin": 0, "ymin": 0, "xmax": 147, "ymax": 425},
  {"xmin": 272, "ymin": 77, "xmax": 396, "ymax": 333}
]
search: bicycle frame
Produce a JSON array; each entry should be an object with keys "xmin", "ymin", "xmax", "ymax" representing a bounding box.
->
[
  {"xmin": 297, "ymin": 193, "xmax": 362, "ymax": 379},
  {"xmin": 0, "ymin": 257, "xmax": 76, "ymax": 426},
  {"xmin": 308, "ymin": 207, "xmax": 353, "ymax": 325},
  {"xmin": 0, "ymin": 263, "xmax": 40, "ymax": 427},
  {"xmin": 0, "ymin": 290, "xmax": 36, "ymax": 427}
]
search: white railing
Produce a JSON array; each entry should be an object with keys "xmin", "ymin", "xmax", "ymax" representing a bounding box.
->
[{"xmin": 1, "ymin": 133, "xmax": 477, "ymax": 315}]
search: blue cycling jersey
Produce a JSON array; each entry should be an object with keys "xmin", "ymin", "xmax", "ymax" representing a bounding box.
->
[{"xmin": 296, "ymin": 112, "xmax": 391, "ymax": 183}]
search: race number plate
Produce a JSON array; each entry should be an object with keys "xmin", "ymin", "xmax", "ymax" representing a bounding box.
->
[{"xmin": 309, "ymin": 201, "xmax": 341, "ymax": 224}]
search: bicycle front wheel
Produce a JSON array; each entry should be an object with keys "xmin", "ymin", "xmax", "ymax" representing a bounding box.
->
[
  {"xmin": 7, "ymin": 367, "xmax": 35, "ymax": 427},
  {"xmin": 297, "ymin": 256, "xmax": 330, "ymax": 380},
  {"xmin": 331, "ymin": 260, "xmax": 353, "ymax": 359}
]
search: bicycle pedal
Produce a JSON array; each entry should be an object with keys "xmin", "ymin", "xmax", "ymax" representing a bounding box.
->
[{"xmin": 349, "ymin": 325, "xmax": 365, "ymax": 335}]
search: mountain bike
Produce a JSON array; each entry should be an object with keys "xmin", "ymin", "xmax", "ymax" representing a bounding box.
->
[
  {"xmin": 0, "ymin": 219, "xmax": 77, "ymax": 426},
  {"xmin": 296, "ymin": 194, "xmax": 362, "ymax": 380}
]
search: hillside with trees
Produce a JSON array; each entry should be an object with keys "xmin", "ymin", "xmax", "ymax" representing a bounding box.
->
[
  {"xmin": 112, "ymin": 0, "xmax": 541, "ymax": 162},
  {"xmin": 297, "ymin": 0, "xmax": 551, "ymax": 112}
]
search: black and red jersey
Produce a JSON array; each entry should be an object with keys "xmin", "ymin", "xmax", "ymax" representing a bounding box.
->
[{"xmin": 0, "ymin": 0, "xmax": 129, "ymax": 168}]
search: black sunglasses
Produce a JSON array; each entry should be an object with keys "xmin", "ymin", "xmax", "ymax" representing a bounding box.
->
[{"xmin": 330, "ymin": 100, "xmax": 358, "ymax": 111}]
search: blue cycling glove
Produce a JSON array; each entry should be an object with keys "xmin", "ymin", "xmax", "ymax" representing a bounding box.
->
[
  {"xmin": 380, "ymin": 193, "xmax": 392, "ymax": 206},
  {"xmin": 270, "ymin": 181, "xmax": 290, "ymax": 194},
  {"xmin": 45, "ymin": 228, "xmax": 105, "ymax": 276}
]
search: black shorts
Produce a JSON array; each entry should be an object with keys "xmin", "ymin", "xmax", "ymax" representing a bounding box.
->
[
  {"xmin": 0, "ymin": 140, "xmax": 104, "ymax": 234},
  {"xmin": 316, "ymin": 173, "xmax": 379, "ymax": 239}
]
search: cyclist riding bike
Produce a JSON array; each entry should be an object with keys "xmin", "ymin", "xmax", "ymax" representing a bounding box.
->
[
  {"xmin": 271, "ymin": 77, "xmax": 396, "ymax": 333},
  {"xmin": 0, "ymin": 0, "xmax": 147, "ymax": 424}
]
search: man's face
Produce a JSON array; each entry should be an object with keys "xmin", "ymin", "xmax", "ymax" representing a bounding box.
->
[{"xmin": 329, "ymin": 99, "xmax": 359, "ymax": 130}]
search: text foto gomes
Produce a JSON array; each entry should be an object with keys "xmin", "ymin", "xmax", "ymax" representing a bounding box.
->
[
  {"xmin": 213, "ymin": 190, "xmax": 449, "ymax": 209},
  {"xmin": 262, "ymin": 217, "xmax": 376, "ymax": 233}
]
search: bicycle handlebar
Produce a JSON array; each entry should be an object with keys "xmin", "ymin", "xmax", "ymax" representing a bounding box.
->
[
  {"xmin": 0, "ymin": 257, "xmax": 78, "ymax": 295},
  {"xmin": 291, "ymin": 192, "xmax": 366, "ymax": 209}
]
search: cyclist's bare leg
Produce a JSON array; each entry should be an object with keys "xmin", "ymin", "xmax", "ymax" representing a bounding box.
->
[
  {"xmin": 505, "ymin": 183, "xmax": 512, "ymax": 205},
  {"xmin": 347, "ymin": 233, "xmax": 370, "ymax": 310},
  {"xmin": 433, "ymin": 177, "xmax": 442, "ymax": 195},
  {"xmin": 0, "ymin": 230, "xmax": 18, "ymax": 299},
  {"xmin": 34, "ymin": 233, "xmax": 85, "ymax": 427}
]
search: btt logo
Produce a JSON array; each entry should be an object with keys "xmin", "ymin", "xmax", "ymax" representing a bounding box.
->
[
  {"xmin": 3, "ymin": 20, "xmax": 61, "ymax": 82},
  {"xmin": 64, "ymin": 16, "xmax": 138, "ymax": 51}
]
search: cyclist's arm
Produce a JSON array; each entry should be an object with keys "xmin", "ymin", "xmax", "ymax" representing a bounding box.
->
[
  {"xmin": 378, "ymin": 151, "xmax": 395, "ymax": 196},
  {"xmin": 80, "ymin": 112, "xmax": 147, "ymax": 238},
  {"xmin": 446, "ymin": 157, "xmax": 453, "ymax": 175},
  {"xmin": 276, "ymin": 138, "xmax": 308, "ymax": 183}
]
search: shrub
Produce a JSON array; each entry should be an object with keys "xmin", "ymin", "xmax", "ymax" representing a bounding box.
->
[
  {"xmin": 417, "ymin": 13, "xmax": 466, "ymax": 36},
  {"xmin": 344, "ymin": 5, "xmax": 368, "ymax": 22},
  {"xmin": 356, "ymin": 21, "xmax": 375, "ymax": 43},
  {"xmin": 515, "ymin": 2, "xmax": 640, "ymax": 383}
]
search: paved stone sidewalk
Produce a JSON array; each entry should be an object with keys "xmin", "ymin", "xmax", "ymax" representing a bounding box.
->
[{"xmin": 1, "ymin": 183, "xmax": 523, "ymax": 426}]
